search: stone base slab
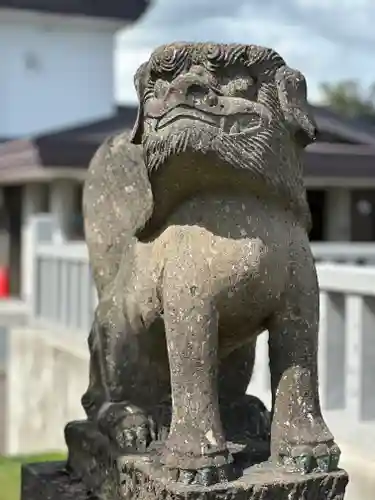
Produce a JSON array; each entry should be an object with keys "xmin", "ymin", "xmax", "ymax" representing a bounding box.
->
[
  {"xmin": 21, "ymin": 461, "xmax": 87, "ymax": 500},
  {"xmin": 21, "ymin": 459, "xmax": 349, "ymax": 500},
  {"xmin": 20, "ymin": 419, "xmax": 349, "ymax": 500},
  {"xmin": 121, "ymin": 459, "xmax": 348, "ymax": 500}
]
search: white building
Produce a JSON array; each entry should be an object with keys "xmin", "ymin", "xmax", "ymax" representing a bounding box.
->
[{"xmin": 0, "ymin": 0, "xmax": 149, "ymax": 299}]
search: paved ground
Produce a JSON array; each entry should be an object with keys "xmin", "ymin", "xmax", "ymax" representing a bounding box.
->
[
  {"xmin": 326, "ymin": 411, "xmax": 375, "ymax": 500},
  {"xmin": 340, "ymin": 454, "xmax": 375, "ymax": 499},
  {"xmin": 344, "ymin": 473, "xmax": 374, "ymax": 500}
]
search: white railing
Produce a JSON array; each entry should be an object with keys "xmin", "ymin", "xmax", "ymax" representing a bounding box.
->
[
  {"xmin": 251, "ymin": 264, "xmax": 375, "ymax": 425},
  {"xmin": 311, "ymin": 242, "xmax": 375, "ymax": 265},
  {"xmin": 32, "ymin": 242, "xmax": 97, "ymax": 333},
  {"xmin": 30, "ymin": 216, "xmax": 97, "ymax": 333},
  {"xmin": 318, "ymin": 264, "xmax": 375, "ymax": 422}
]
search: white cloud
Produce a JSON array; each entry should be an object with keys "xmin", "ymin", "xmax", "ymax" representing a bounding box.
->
[{"xmin": 115, "ymin": 0, "xmax": 375, "ymax": 105}]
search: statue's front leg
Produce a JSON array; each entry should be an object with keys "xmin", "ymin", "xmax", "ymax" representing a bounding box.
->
[
  {"xmin": 268, "ymin": 251, "xmax": 341, "ymax": 474},
  {"xmin": 160, "ymin": 262, "xmax": 233, "ymax": 486},
  {"xmin": 81, "ymin": 296, "xmax": 156, "ymax": 452}
]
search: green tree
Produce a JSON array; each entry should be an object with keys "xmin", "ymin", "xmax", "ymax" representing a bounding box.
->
[{"xmin": 319, "ymin": 80, "xmax": 375, "ymax": 119}]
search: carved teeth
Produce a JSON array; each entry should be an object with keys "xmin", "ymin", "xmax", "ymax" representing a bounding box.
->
[
  {"xmin": 228, "ymin": 116, "xmax": 260, "ymax": 135},
  {"xmin": 240, "ymin": 117, "xmax": 252, "ymax": 130},
  {"xmin": 229, "ymin": 122, "xmax": 240, "ymax": 134}
]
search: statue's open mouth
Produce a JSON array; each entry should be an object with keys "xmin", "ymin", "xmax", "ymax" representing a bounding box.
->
[{"xmin": 156, "ymin": 108, "xmax": 261, "ymax": 135}]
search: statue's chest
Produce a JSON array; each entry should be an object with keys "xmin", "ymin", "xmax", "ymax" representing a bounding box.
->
[
  {"xmin": 156, "ymin": 195, "xmax": 292, "ymax": 313},
  {"xmin": 161, "ymin": 224, "xmax": 290, "ymax": 304},
  {"xmin": 202, "ymin": 234, "xmax": 289, "ymax": 333},
  {"xmin": 206, "ymin": 233, "xmax": 288, "ymax": 294},
  {"xmin": 205, "ymin": 235, "xmax": 268, "ymax": 281}
]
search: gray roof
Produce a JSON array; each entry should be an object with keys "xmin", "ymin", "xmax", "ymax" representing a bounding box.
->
[{"xmin": 0, "ymin": 0, "xmax": 149, "ymax": 21}]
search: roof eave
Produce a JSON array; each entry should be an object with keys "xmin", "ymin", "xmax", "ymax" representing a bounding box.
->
[{"xmin": 0, "ymin": 0, "xmax": 150, "ymax": 22}]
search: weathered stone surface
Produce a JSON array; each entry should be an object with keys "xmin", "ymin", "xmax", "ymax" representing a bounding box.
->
[
  {"xmin": 21, "ymin": 458, "xmax": 348, "ymax": 500},
  {"xmin": 76, "ymin": 41, "xmax": 343, "ymax": 488},
  {"xmin": 120, "ymin": 458, "xmax": 348, "ymax": 500},
  {"xmin": 64, "ymin": 413, "xmax": 271, "ymax": 498},
  {"xmin": 62, "ymin": 420, "xmax": 348, "ymax": 500},
  {"xmin": 20, "ymin": 41, "xmax": 351, "ymax": 499}
]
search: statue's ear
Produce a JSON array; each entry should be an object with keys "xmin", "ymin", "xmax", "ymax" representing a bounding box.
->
[
  {"xmin": 275, "ymin": 65, "xmax": 317, "ymax": 148},
  {"xmin": 130, "ymin": 62, "xmax": 148, "ymax": 145}
]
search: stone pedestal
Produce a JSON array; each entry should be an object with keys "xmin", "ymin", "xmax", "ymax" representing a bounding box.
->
[
  {"xmin": 21, "ymin": 462, "xmax": 87, "ymax": 500},
  {"xmin": 21, "ymin": 420, "xmax": 349, "ymax": 500}
]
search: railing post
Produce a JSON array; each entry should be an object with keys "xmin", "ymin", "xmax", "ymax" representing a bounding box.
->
[
  {"xmin": 59, "ymin": 259, "xmax": 69, "ymax": 326},
  {"xmin": 345, "ymin": 294, "xmax": 375, "ymax": 421},
  {"xmin": 68, "ymin": 262, "xmax": 80, "ymax": 330},
  {"xmin": 30, "ymin": 215, "xmax": 56, "ymax": 322},
  {"xmin": 318, "ymin": 291, "xmax": 346, "ymax": 411}
]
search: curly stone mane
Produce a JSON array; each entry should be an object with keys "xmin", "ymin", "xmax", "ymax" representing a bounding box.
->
[{"xmin": 131, "ymin": 43, "xmax": 315, "ymax": 239}]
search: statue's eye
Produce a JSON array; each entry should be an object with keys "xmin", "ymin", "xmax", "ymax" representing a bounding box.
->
[
  {"xmin": 222, "ymin": 76, "xmax": 257, "ymax": 99},
  {"xmin": 234, "ymin": 78, "xmax": 253, "ymax": 93},
  {"xmin": 154, "ymin": 79, "xmax": 169, "ymax": 98}
]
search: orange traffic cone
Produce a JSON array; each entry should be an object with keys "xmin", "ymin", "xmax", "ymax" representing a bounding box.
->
[{"xmin": 0, "ymin": 266, "xmax": 9, "ymax": 298}]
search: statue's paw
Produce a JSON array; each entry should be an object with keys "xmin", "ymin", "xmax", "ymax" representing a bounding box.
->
[
  {"xmin": 97, "ymin": 402, "xmax": 156, "ymax": 452},
  {"xmin": 168, "ymin": 464, "xmax": 236, "ymax": 487},
  {"xmin": 277, "ymin": 441, "xmax": 341, "ymax": 474},
  {"xmin": 160, "ymin": 426, "xmax": 236, "ymax": 486},
  {"xmin": 274, "ymin": 412, "xmax": 341, "ymax": 474},
  {"xmin": 160, "ymin": 428, "xmax": 235, "ymax": 486}
]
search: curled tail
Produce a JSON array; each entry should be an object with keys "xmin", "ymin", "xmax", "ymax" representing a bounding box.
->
[{"xmin": 83, "ymin": 131, "xmax": 153, "ymax": 299}]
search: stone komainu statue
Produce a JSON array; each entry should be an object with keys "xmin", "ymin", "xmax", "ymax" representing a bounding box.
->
[{"xmin": 77, "ymin": 43, "xmax": 340, "ymax": 486}]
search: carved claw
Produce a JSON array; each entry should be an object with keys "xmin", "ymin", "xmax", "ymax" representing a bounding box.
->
[
  {"xmin": 290, "ymin": 445, "xmax": 314, "ymax": 473},
  {"xmin": 97, "ymin": 402, "xmax": 156, "ymax": 452},
  {"xmin": 314, "ymin": 443, "xmax": 341, "ymax": 473},
  {"xmin": 278, "ymin": 441, "xmax": 341, "ymax": 474},
  {"xmin": 195, "ymin": 467, "xmax": 218, "ymax": 487},
  {"xmin": 175, "ymin": 464, "xmax": 235, "ymax": 486},
  {"xmin": 178, "ymin": 470, "xmax": 195, "ymax": 485},
  {"xmin": 160, "ymin": 425, "xmax": 235, "ymax": 486}
]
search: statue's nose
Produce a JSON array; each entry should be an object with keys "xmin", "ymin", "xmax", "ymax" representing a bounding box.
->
[{"xmin": 165, "ymin": 74, "xmax": 218, "ymax": 107}]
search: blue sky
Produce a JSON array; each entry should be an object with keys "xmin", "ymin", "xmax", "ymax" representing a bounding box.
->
[{"xmin": 115, "ymin": 0, "xmax": 375, "ymax": 105}]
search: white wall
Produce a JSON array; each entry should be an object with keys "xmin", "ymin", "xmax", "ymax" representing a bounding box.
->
[
  {"xmin": 4, "ymin": 325, "xmax": 88, "ymax": 455},
  {"xmin": 0, "ymin": 9, "xmax": 122, "ymax": 137}
]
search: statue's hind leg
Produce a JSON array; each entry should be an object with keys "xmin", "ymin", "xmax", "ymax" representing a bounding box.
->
[{"xmin": 80, "ymin": 294, "xmax": 161, "ymax": 453}]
